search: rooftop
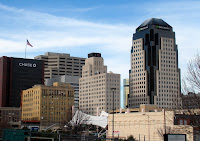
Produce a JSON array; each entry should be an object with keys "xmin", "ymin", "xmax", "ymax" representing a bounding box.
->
[
  {"xmin": 88, "ymin": 53, "xmax": 101, "ymax": 58},
  {"xmin": 137, "ymin": 18, "xmax": 172, "ymax": 29}
]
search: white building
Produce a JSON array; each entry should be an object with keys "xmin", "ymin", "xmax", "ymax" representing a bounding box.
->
[
  {"xmin": 79, "ymin": 53, "xmax": 120, "ymax": 115},
  {"xmin": 107, "ymin": 105, "xmax": 198, "ymax": 141}
]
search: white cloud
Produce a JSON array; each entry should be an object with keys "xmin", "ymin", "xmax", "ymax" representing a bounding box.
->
[
  {"xmin": 0, "ymin": 1, "xmax": 199, "ymax": 91},
  {"xmin": 0, "ymin": 3, "xmax": 133, "ymax": 79}
]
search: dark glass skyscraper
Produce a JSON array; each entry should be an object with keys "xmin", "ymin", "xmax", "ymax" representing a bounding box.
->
[
  {"xmin": 129, "ymin": 18, "xmax": 181, "ymax": 109},
  {"xmin": 0, "ymin": 56, "xmax": 44, "ymax": 107}
]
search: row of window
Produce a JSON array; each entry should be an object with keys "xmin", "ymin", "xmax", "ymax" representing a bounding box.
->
[
  {"xmin": 161, "ymin": 56, "xmax": 175, "ymax": 59},
  {"xmin": 163, "ymin": 39, "xmax": 173, "ymax": 43},
  {"xmin": 133, "ymin": 56, "xmax": 144, "ymax": 60},
  {"xmin": 159, "ymin": 81, "xmax": 179, "ymax": 85},
  {"xmin": 133, "ymin": 40, "xmax": 142, "ymax": 44},
  {"xmin": 133, "ymin": 44, "xmax": 142, "ymax": 48},
  {"xmin": 161, "ymin": 60, "xmax": 176, "ymax": 64},
  {"xmin": 132, "ymin": 52, "xmax": 144, "ymax": 56},
  {"xmin": 159, "ymin": 85, "xmax": 179, "ymax": 89},
  {"xmin": 133, "ymin": 77, "xmax": 146, "ymax": 81},
  {"xmin": 161, "ymin": 51, "xmax": 176, "ymax": 56}
]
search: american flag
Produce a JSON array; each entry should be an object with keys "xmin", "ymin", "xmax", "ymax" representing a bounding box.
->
[{"xmin": 27, "ymin": 40, "xmax": 33, "ymax": 47}]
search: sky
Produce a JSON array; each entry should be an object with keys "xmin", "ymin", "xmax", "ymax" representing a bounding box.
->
[{"xmin": 0, "ymin": 0, "xmax": 200, "ymax": 107}]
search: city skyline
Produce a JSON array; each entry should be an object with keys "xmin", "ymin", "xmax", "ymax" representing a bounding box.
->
[{"xmin": 0, "ymin": 0, "xmax": 199, "ymax": 107}]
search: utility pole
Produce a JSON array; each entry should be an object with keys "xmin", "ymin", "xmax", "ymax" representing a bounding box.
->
[
  {"xmin": 164, "ymin": 109, "xmax": 166, "ymax": 134},
  {"xmin": 111, "ymin": 88, "xmax": 116, "ymax": 140},
  {"xmin": 143, "ymin": 114, "xmax": 150, "ymax": 141},
  {"xmin": 148, "ymin": 115, "xmax": 150, "ymax": 141}
]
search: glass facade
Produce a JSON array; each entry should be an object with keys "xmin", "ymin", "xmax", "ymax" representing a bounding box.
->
[{"xmin": 0, "ymin": 56, "xmax": 44, "ymax": 107}]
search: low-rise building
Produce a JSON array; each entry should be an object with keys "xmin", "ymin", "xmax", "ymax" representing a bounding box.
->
[
  {"xmin": 0, "ymin": 107, "xmax": 21, "ymax": 129},
  {"xmin": 181, "ymin": 92, "xmax": 200, "ymax": 109},
  {"xmin": 21, "ymin": 82, "xmax": 74, "ymax": 128},
  {"xmin": 107, "ymin": 105, "xmax": 199, "ymax": 141}
]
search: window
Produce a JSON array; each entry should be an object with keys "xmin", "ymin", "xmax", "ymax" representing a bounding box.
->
[
  {"xmin": 184, "ymin": 120, "xmax": 187, "ymax": 125},
  {"xmin": 180, "ymin": 120, "xmax": 183, "ymax": 125}
]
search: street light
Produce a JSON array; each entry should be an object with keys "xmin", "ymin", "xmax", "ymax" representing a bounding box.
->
[{"xmin": 111, "ymin": 88, "xmax": 116, "ymax": 140}]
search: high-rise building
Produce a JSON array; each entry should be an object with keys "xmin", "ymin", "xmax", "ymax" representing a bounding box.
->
[
  {"xmin": 129, "ymin": 18, "xmax": 181, "ymax": 109},
  {"xmin": 0, "ymin": 56, "xmax": 44, "ymax": 107},
  {"xmin": 123, "ymin": 78, "xmax": 129, "ymax": 108},
  {"xmin": 21, "ymin": 82, "xmax": 74, "ymax": 127},
  {"xmin": 79, "ymin": 53, "xmax": 120, "ymax": 115},
  {"xmin": 45, "ymin": 75, "xmax": 80, "ymax": 111},
  {"xmin": 34, "ymin": 52, "xmax": 86, "ymax": 79}
]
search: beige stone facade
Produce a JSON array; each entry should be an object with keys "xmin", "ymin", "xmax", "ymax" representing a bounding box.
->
[
  {"xmin": 155, "ymin": 37, "xmax": 181, "ymax": 109},
  {"xmin": 129, "ymin": 39, "xmax": 149, "ymax": 107},
  {"xmin": 34, "ymin": 52, "xmax": 85, "ymax": 79},
  {"xmin": 79, "ymin": 53, "xmax": 120, "ymax": 115},
  {"xmin": 21, "ymin": 82, "xmax": 74, "ymax": 126},
  {"xmin": 107, "ymin": 105, "xmax": 195, "ymax": 141}
]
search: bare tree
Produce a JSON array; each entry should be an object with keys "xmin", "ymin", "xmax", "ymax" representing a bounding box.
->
[
  {"xmin": 185, "ymin": 53, "xmax": 200, "ymax": 93},
  {"xmin": 178, "ymin": 53, "xmax": 200, "ymax": 137},
  {"xmin": 157, "ymin": 126, "xmax": 175, "ymax": 140},
  {"xmin": 181, "ymin": 53, "xmax": 200, "ymax": 109}
]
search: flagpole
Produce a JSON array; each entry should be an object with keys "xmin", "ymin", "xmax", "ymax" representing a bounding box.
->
[{"xmin": 25, "ymin": 40, "xmax": 27, "ymax": 59}]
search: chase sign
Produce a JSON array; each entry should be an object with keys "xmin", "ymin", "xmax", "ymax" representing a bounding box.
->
[{"xmin": 19, "ymin": 63, "xmax": 37, "ymax": 68}]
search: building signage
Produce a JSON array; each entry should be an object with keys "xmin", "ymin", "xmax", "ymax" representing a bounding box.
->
[
  {"xmin": 139, "ymin": 26, "xmax": 148, "ymax": 31},
  {"xmin": 113, "ymin": 131, "xmax": 120, "ymax": 135},
  {"xmin": 19, "ymin": 63, "xmax": 37, "ymax": 68},
  {"xmin": 156, "ymin": 25, "xmax": 170, "ymax": 30}
]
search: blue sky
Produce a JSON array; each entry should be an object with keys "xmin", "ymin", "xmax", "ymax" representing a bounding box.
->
[{"xmin": 0, "ymin": 0, "xmax": 200, "ymax": 107}]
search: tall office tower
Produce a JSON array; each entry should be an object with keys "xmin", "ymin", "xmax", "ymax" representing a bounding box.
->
[
  {"xmin": 0, "ymin": 56, "xmax": 44, "ymax": 107},
  {"xmin": 123, "ymin": 78, "xmax": 129, "ymax": 108},
  {"xmin": 34, "ymin": 52, "xmax": 86, "ymax": 79},
  {"xmin": 129, "ymin": 18, "xmax": 181, "ymax": 109},
  {"xmin": 79, "ymin": 53, "xmax": 120, "ymax": 115},
  {"xmin": 21, "ymin": 82, "xmax": 74, "ymax": 127},
  {"xmin": 45, "ymin": 75, "xmax": 80, "ymax": 111}
]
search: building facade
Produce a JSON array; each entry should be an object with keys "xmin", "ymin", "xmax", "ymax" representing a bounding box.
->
[
  {"xmin": 107, "ymin": 105, "xmax": 197, "ymax": 141},
  {"xmin": 45, "ymin": 75, "xmax": 80, "ymax": 111},
  {"xmin": 0, "ymin": 107, "xmax": 21, "ymax": 128},
  {"xmin": 123, "ymin": 78, "xmax": 129, "ymax": 108},
  {"xmin": 79, "ymin": 53, "xmax": 120, "ymax": 115},
  {"xmin": 21, "ymin": 82, "xmax": 74, "ymax": 126},
  {"xmin": 181, "ymin": 92, "xmax": 200, "ymax": 109},
  {"xmin": 129, "ymin": 18, "xmax": 181, "ymax": 109},
  {"xmin": 0, "ymin": 56, "xmax": 44, "ymax": 107},
  {"xmin": 34, "ymin": 52, "xmax": 85, "ymax": 79}
]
